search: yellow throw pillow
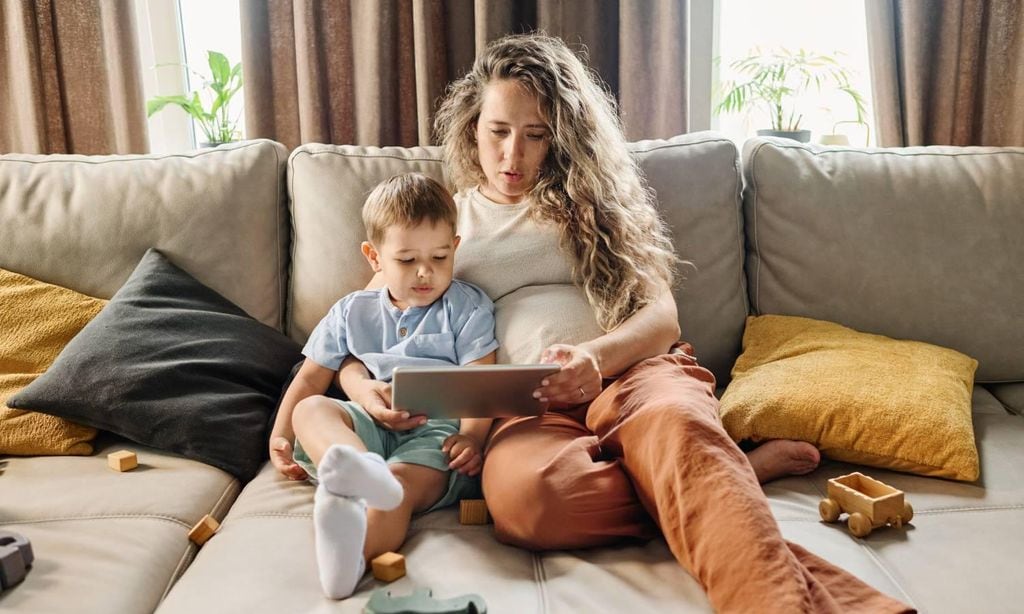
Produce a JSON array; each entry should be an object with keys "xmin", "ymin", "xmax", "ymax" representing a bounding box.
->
[
  {"xmin": 720, "ymin": 315, "xmax": 980, "ymax": 481},
  {"xmin": 1, "ymin": 268, "xmax": 107, "ymax": 455}
]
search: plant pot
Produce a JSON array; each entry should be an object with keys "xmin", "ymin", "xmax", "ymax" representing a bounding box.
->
[
  {"xmin": 819, "ymin": 134, "xmax": 851, "ymax": 146},
  {"xmin": 756, "ymin": 129, "xmax": 811, "ymax": 143},
  {"xmin": 199, "ymin": 142, "xmax": 227, "ymax": 149}
]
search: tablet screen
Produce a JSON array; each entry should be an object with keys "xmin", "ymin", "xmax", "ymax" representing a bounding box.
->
[{"xmin": 391, "ymin": 364, "xmax": 559, "ymax": 419}]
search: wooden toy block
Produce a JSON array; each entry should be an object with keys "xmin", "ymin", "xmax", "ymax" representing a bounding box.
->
[
  {"xmin": 107, "ymin": 450, "xmax": 138, "ymax": 472},
  {"xmin": 459, "ymin": 499, "xmax": 489, "ymax": 525},
  {"xmin": 371, "ymin": 552, "xmax": 406, "ymax": 582},
  {"xmin": 819, "ymin": 472, "xmax": 913, "ymax": 538},
  {"xmin": 187, "ymin": 514, "xmax": 220, "ymax": 545}
]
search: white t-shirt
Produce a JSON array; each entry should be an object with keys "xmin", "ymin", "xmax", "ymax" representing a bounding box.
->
[{"xmin": 454, "ymin": 188, "xmax": 605, "ymax": 364}]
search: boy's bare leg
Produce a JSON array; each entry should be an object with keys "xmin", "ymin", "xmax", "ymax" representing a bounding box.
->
[
  {"xmin": 296, "ymin": 396, "xmax": 408, "ymax": 599},
  {"xmin": 747, "ymin": 440, "xmax": 821, "ymax": 484},
  {"xmin": 363, "ymin": 463, "xmax": 448, "ymax": 560},
  {"xmin": 291, "ymin": 395, "xmax": 366, "ymax": 465}
]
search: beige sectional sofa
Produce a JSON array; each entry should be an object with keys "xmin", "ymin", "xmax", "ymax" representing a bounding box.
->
[{"xmin": 1, "ymin": 133, "xmax": 1022, "ymax": 613}]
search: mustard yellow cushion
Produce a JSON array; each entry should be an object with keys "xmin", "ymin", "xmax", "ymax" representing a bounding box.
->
[
  {"xmin": 1, "ymin": 268, "xmax": 107, "ymax": 455},
  {"xmin": 720, "ymin": 315, "xmax": 980, "ymax": 481}
]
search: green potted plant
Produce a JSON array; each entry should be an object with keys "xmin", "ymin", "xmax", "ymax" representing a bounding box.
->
[
  {"xmin": 147, "ymin": 50, "xmax": 243, "ymax": 147},
  {"xmin": 715, "ymin": 48, "xmax": 866, "ymax": 142}
]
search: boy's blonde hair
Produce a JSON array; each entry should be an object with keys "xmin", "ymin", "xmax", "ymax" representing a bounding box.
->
[{"xmin": 362, "ymin": 173, "xmax": 457, "ymax": 246}]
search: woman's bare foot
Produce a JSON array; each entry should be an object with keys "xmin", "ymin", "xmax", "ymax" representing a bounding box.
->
[{"xmin": 747, "ymin": 440, "xmax": 820, "ymax": 484}]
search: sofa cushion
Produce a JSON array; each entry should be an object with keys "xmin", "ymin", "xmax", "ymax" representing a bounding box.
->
[
  {"xmin": 0, "ymin": 139, "xmax": 290, "ymax": 331},
  {"xmin": 766, "ymin": 399, "xmax": 1024, "ymax": 614},
  {"xmin": 0, "ymin": 435, "xmax": 240, "ymax": 614},
  {"xmin": 0, "ymin": 518, "xmax": 194, "ymax": 614},
  {"xmin": 742, "ymin": 138, "xmax": 1024, "ymax": 383},
  {"xmin": 0, "ymin": 435, "xmax": 239, "ymax": 523},
  {"xmin": 158, "ymin": 463, "xmax": 915, "ymax": 613},
  {"xmin": 287, "ymin": 132, "xmax": 747, "ymax": 384},
  {"xmin": 156, "ymin": 464, "xmax": 543, "ymax": 613},
  {"xmin": 720, "ymin": 315, "xmax": 979, "ymax": 481},
  {"xmin": 9, "ymin": 250, "xmax": 303, "ymax": 481},
  {"xmin": 1, "ymin": 267, "xmax": 105, "ymax": 455},
  {"xmin": 986, "ymin": 382, "xmax": 1024, "ymax": 415}
]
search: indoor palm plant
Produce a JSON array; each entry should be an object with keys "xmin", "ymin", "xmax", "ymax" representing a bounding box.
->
[
  {"xmin": 147, "ymin": 51, "xmax": 243, "ymax": 147},
  {"xmin": 715, "ymin": 48, "xmax": 866, "ymax": 142}
]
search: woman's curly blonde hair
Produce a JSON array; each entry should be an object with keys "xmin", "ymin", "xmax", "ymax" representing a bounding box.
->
[{"xmin": 434, "ymin": 33, "xmax": 678, "ymax": 331}]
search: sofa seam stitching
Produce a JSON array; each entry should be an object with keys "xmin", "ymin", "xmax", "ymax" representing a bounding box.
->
[
  {"xmin": 0, "ymin": 139, "xmax": 269, "ymax": 166},
  {"xmin": 629, "ymin": 136, "xmax": 737, "ymax": 155},
  {"xmin": 855, "ymin": 541, "xmax": 919, "ymax": 607},
  {"xmin": 209, "ymin": 481, "xmax": 241, "ymax": 521},
  {"xmin": 0, "ymin": 514, "xmax": 191, "ymax": 528},
  {"xmin": 757, "ymin": 142, "xmax": 1024, "ymax": 159},
  {"xmin": 162, "ymin": 544, "xmax": 197, "ymax": 602},
  {"xmin": 285, "ymin": 149, "xmax": 305, "ymax": 339},
  {"xmin": 773, "ymin": 503, "xmax": 1024, "ymax": 524},
  {"xmin": 301, "ymin": 150, "xmax": 442, "ymax": 163},
  {"xmin": 730, "ymin": 146, "xmax": 747, "ymax": 343},
  {"xmin": 533, "ymin": 553, "xmax": 549, "ymax": 614},
  {"xmin": 916, "ymin": 504, "xmax": 1024, "ymax": 514},
  {"xmin": 273, "ymin": 143, "xmax": 286, "ymax": 333},
  {"xmin": 747, "ymin": 141, "xmax": 771, "ymax": 315},
  {"xmin": 228, "ymin": 512, "xmax": 313, "ymax": 520},
  {"xmin": 222, "ymin": 512, "xmax": 528, "ymax": 531}
]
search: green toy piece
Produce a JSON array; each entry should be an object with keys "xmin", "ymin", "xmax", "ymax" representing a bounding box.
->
[{"xmin": 364, "ymin": 587, "xmax": 487, "ymax": 614}]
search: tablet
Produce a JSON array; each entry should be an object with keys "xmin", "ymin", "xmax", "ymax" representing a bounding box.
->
[{"xmin": 391, "ymin": 364, "xmax": 560, "ymax": 419}]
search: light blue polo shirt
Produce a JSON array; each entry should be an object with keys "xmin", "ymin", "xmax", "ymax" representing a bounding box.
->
[{"xmin": 303, "ymin": 280, "xmax": 499, "ymax": 381}]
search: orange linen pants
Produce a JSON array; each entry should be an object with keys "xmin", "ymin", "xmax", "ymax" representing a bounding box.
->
[{"xmin": 482, "ymin": 351, "xmax": 913, "ymax": 614}]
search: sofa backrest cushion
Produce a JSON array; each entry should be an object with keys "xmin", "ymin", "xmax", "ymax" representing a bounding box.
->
[
  {"xmin": 287, "ymin": 132, "xmax": 747, "ymax": 384},
  {"xmin": 742, "ymin": 138, "xmax": 1024, "ymax": 383},
  {"xmin": 0, "ymin": 140, "xmax": 290, "ymax": 330}
]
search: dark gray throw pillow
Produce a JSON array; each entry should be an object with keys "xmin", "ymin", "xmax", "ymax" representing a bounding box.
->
[{"xmin": 10, "ymin": 249, "xmax": 302, "ymax": 481}]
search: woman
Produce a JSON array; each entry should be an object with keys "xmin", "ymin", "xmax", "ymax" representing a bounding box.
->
[{"xmin": 346, "ymin": 33, "xmax": 911, "ymax": 613}]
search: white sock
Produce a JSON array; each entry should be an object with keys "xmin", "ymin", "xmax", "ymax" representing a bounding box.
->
[
  {"xmin": 314, "ymin": 484, "xmax": 367, "ymax": 599},
  {"xmin": 318, "ymin": 444, "xmax": 403, "ymax": 511}
]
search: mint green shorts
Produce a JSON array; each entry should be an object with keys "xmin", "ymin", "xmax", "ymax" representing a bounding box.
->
[{"xmin": 293, "ymin": 399, "xmax": 480, "ymax": 513}]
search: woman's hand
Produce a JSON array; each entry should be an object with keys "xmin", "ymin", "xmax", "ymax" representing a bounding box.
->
[
  {"xmin": 442, "ymin": 433, "xmax": 484, "ymax": 476},
  {"xmin": 269, "ymin": 435, "xmax": 308, "ymax": 481},
  {"xmin": 348, "ymin": 378, "xmax": 427, "ymax": 431},
  {"xmin": 535, "ymin": 344, "xmax": 603, "ymax": 406}
]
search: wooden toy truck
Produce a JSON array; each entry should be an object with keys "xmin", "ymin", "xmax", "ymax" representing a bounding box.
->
[{"xmin": 819, "ymin": 472, "xmax": 913, "ymax": 538}]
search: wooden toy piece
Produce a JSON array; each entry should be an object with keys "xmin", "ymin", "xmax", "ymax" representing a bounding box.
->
[
  {"xmin": 0, "ymin": 531, "xmax": 34, "ymax": 590},
  {"xmin": 187, "ymin": 514, "xmax": 220, "ymax": 545},
  {"xmin": 819, "ymin": 472, "xmax": 914, "ymax": 538},
  {"xmin": 364, "ymin": 587, "xmax": 487, "ymax": 614},
  {"xmin": 107, "ymin": 450, "xmax": 138, "ymax": 472},
  {"xmin": 459, "ymin": 499, "xmax": 489, "ymax": 525},
  {"xmin": 371, "ymin": 552, "xmax": 406, "ymax": 582}
]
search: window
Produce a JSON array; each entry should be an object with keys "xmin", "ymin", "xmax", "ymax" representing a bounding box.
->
[
  {"xmin": 138, "ymin": 1, "xmax": 871, "ymax": 152},
  {"xmin": 693, "ymin": 0, "xmax": 875, "ymax": 147},
  {"xmin": 134, "ymin": 0, "xmax": 244, "ymax": 153}
]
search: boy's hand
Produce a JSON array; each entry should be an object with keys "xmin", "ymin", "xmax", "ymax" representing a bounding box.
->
[
  {"xmin": 354, "ymin": 380, "xmax": 428, "ymax": 431},
  {"xmin": 442, "ymin": 434, "xmax": 484, "ymax": 476},
  {"xmin": 269, "ymin": 436, "xmax": 308, "ymax": 481}
]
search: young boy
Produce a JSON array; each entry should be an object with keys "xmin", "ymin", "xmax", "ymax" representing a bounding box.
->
[{"xmin": 268, "ymin": 173, "xmax": 498, "ymax": 599}]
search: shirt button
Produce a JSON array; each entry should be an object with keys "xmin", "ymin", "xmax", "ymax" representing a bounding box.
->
[{"xmin": 399, "ymin": 327, "xmax": 407, "ymax": 337}]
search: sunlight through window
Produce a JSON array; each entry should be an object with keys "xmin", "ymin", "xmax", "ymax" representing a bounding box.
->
[{"xmin": 714, "ymin": 0, "xmax": 875, "ymax": 147}]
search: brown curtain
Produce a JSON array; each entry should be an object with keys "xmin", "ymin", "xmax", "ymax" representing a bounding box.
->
[
  {"xmin": 241, "ymin": 0, "xmax": 688, "ymax": 149},
  {"xmin": 866, "ymin": 0, "xmax": 1024, "ymax": 147},
  {"xmin": 0, "ymin": 0, "xmax": 148, "ymax": 154}
]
